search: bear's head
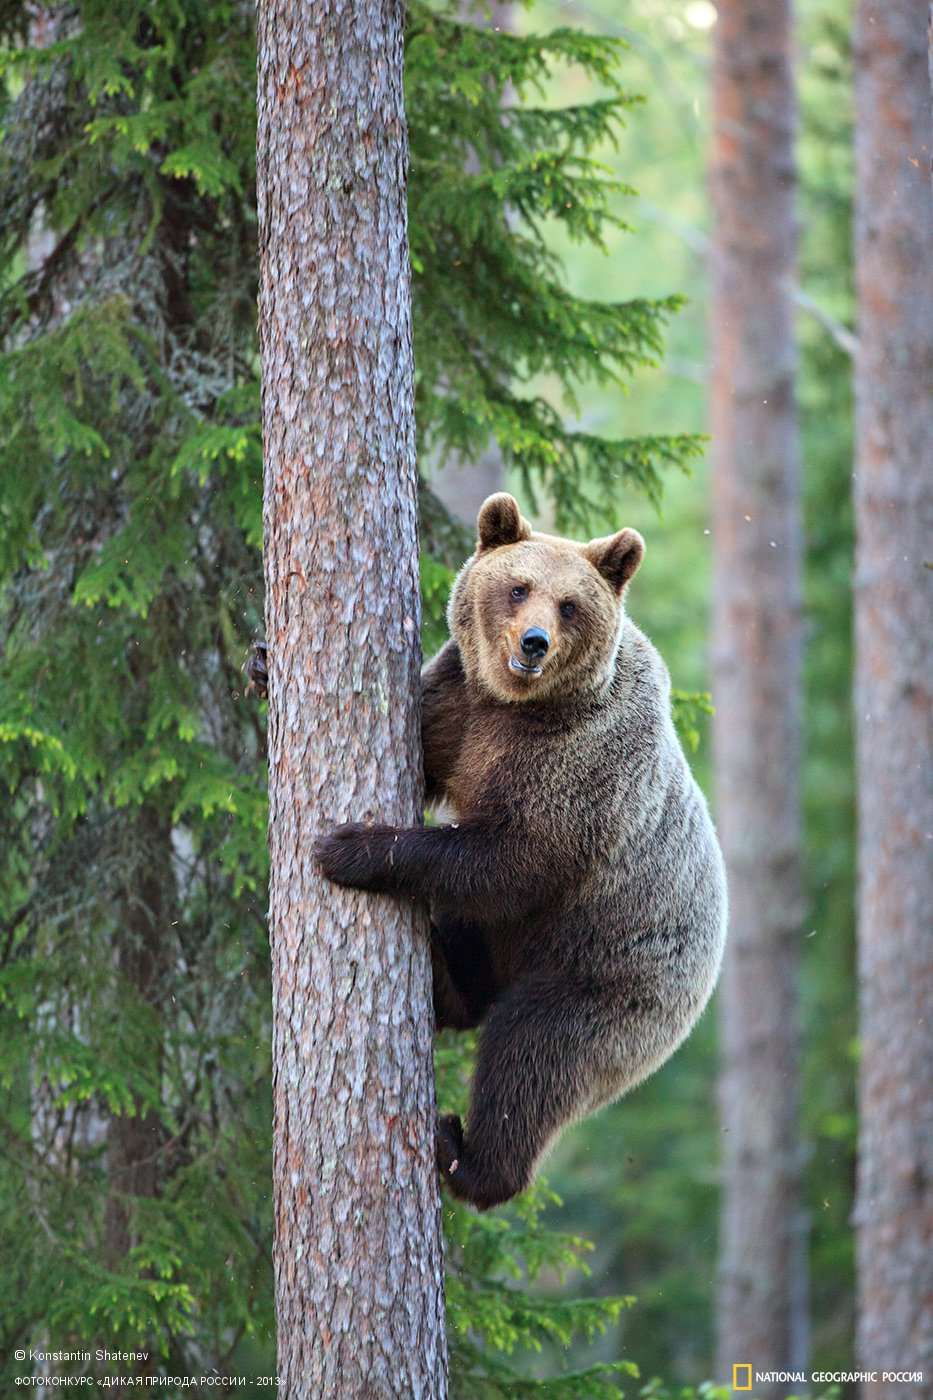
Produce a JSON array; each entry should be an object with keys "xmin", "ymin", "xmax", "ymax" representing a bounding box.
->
[{"xmin": 448, "ymin": 492, "xmax": 645, "ymax": 704}]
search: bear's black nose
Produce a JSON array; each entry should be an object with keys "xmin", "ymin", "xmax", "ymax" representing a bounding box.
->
[{"xmin": 520, "ymin": 627, "xmax": 550, "ymax": 661}]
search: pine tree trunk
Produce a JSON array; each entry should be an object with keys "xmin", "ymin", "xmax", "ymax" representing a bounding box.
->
[
  {"xmin": 929, "ymin": 5, "xmax": 933, "ymax": 185},
  {"xmin": 256, "ymin": 3, "xmax": 447, "ymax": 1397},
  {"xmin": 431, "ymin": 0, "xmax": 511, "ymax": 526},
  {"xmin": 852, "ymin": 3, "xmax": 933, "ymax": 1392},
  {"xmin": 432, "ymin": 445, "xmax": 504, "ymax": 528},
  {"xmin": 104, "ymin": 807, "xmax": 171, "ymax": 1275},
  {"xmin": 24, "ymin": 25, "xmax": 167, "ymax": 1378},
  {"xmin": 710, "ymin": 1, "xmax": 807, "ymax": 1388},
  {"xmin": 101, "ymin": 807, "xmax": 171, "ymax": 1394}
]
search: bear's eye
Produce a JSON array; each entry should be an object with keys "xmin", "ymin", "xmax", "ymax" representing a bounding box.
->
[
  {"xmin": 559, "ymin": 600, "xmax": 577, "ymax": 620},
  {"xmin": 510, "ymin": 584, "xmax": 529, "ymax": 601}
]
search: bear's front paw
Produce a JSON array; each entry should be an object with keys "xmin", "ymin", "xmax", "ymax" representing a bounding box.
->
[
  {"xmin": 314, "ymin": 822, "xmax": 397, "ymax": 893},
  {"xmin": 436, "ymin": 1113, "xmax": 465, "ymax": 1177}
]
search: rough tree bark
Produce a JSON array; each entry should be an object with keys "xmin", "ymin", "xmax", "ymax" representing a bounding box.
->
[
  {"xmin": 710, "ymin": 1, "xmax": 807, "ymax": 1388},
  {"xmin": 256, "ymin": 3, "xmax": 448, "ymax": 1397},
  {"xmin": 852, "ymin": 3, "xmax": 933, "ymax": 1394}
]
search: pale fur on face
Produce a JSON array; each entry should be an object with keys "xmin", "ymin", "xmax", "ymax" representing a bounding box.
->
[{"xmin": 448, "ymin": 494, "xmax": 645, "ymax": 705}]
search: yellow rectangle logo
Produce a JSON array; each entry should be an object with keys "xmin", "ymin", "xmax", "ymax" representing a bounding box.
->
[{"xmin": 733, "ymin": 1364, "xmax": 752, "ymax": 1391}]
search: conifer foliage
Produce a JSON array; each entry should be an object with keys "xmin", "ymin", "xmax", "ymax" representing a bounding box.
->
[{"xmin": 0, "ymin": 1, "xmax": 697, "ymax": 1389}]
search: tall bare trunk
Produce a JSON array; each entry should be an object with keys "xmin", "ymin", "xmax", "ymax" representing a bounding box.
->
[
  {"xmin": 24, "ymin": 24, "xmax": 165, "ymax": 1380},
  {"xmin": 929, "ymin": 5, "xmax": 933, "ymax": 183},
  {"xmin": 432, "ymin": 447, "xmax": 504, "ymax": 528},
  {"xmin": 256, "ymin": 2, "xmax": 447, "ymax": 1396},
  {"xmin": 852, "ymin": 4, "xmax": 933, "ymax": 1394},
  {"xmin": 431, "ymin": 0, "xmax": 512, "ymax": 526},
  {"xmin": 710, "ymin": 1, "xmax": 807, "ymax": 1388},
  {"xmin": 103, "ymin": 808, "xmax": 170, "ymax": 1272},
  {"xmin": 99, "ymin": 808, "xmax": 171, "ymax": 1395}
]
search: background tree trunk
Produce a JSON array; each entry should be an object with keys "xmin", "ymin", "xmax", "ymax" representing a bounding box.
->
[
  {"xmin": 103, "ymin": 807, "xmax": 171, "ymax": 1274},
  {"xmin": 929, "ymin": 5, "xmax": 933, "ymax": 188},
  {"xmin": 256, "ymin": 2, "xmax": 448, "ymax": 1396},
  {"xmin": 852, "ymin": 3, "xmax": 933, "ymax": 1393},
  {"xmin": 710, "ymin": 1, "xmax": 808, "ymax": 1388},
  {"xmin": 24, "ymin": 24, "xmax": 167, "ymax": 1388},
  {"xmin": 431, "ymin": 0, "xmax": 512, "ymax": 527},
  {"xmin": 102, "ymin": 806, "xmax": 172, "ymax": 1395},
  {"xmin": 432, "ymin": 441, "xmax": 504, "ymax": 528}
]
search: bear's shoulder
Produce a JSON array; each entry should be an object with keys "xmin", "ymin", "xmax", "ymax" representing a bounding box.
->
[{"xmin": 422, "ymin": 638, "xmax": 465, "ymax": 689}]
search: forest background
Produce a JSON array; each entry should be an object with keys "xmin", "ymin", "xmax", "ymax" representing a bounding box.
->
[
  {"xmin": 518, "ymin": 0, "xmax": 855, "ymax": 1384},
  {"xmin": 0, "ymin": 0, "xmax": 920, "ymax": 1395},
  {"xmin": 465, "ymin": 0, "xmax": 858, "ymax": 1385}
]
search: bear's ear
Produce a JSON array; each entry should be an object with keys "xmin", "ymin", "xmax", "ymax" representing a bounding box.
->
[
  {"xmin": 476, "ymin": 493, "xmax": 533, "ymax": 552},
  {"xmin": 584, "ymin": 528, "xmax": 645, "ymax": 594}
]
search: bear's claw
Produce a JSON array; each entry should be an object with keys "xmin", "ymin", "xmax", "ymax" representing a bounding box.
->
[{"xmin": 436, "ymin": 1113, "xmax": 465, "ymax": 1177}]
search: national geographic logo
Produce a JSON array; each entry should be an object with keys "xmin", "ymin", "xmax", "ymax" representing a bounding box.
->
[{"xmin": 731, "ymin": 1366, "xmax": 925, "ymax": 1390}]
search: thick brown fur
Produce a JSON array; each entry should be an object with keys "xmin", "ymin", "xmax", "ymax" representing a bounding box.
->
[{"xmin": 315, "ymin": 493, "xmax": 728, "ymax": 1209}]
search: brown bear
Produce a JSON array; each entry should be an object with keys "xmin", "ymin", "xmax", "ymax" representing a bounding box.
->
[{"xmin": 314, "ymin": 493, "xmax": 727, "ymax": 1210}]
